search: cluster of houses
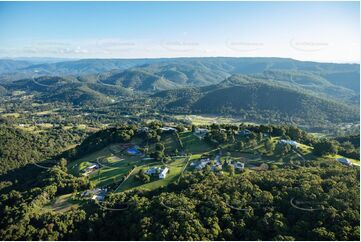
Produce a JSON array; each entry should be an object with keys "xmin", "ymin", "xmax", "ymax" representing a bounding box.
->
[
  {"xmin": 145, "ymin": 166, "xmax": 169, "ymax": 179},
  {"xmin": 190, "ymin": 156, "xmax": 245, "ymax": 172},
  {"xmin": 193, "ymin": 127, "xmax": 258, "ymax": 139},
  {"xmin": 137, "ymin": 126, "xmax": 178, "ymax": 134},
  {"xmin": 227, "ymin": 160, "xmax": 245, "ymax": 170}
]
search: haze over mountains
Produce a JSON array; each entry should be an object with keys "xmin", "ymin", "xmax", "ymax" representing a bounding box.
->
[{"xmin": 0, "ymin": 57, "xmax": 359, "ymax": 124}]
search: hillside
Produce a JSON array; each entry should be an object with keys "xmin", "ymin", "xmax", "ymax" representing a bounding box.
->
[
  {"xmin": 155, "ymin": 75, "xmax": 359, "ymax": 124},
  {"xmin": 3, "ymin": 76, "xmax": 132, "ymax": 105},
  {"xmin": 1, "ymin": 57, "xmax": 359, "ymax": 104},
  {"xmin": 0, "ymin": 57, "xmax": 360, "ymax": 104}
]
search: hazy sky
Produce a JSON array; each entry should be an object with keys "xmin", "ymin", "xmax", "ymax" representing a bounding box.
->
[{"xmin": 0, "ymin": 1, "xmax": 359, "ymax": 62}]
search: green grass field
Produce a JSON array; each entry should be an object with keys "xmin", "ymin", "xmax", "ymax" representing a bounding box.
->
[
  {"xmin": 115, "ymin": 157, "xmax": 188, "ymax": 192},
  {"xmin": 179, "ymin": 131, "xmax": 213, "ymax": 154},
  {"xmin": 161, "ymin": 132, "xmax": 181, "ymax": 154},
  {"xmin": 42, "ymin": 193, "xmax": 82, "ymax": 213}
]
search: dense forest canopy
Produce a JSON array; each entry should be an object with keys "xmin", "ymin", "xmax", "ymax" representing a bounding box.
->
[{"xmin": 0, "ymin": 122, "xmax": 359, "ymax": 240}]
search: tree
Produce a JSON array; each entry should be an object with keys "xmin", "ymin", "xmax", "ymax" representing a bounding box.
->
[
  {"xmin": 155, "ymin": 143, "xmax": 165, "ymax": 152},
  {"xmin": 239, "ymin": 141, "xmax": 245, "ymax": 150},
  {"xmin": 264, "ymin": 139, "xmax": 275, "ymax": 154},
  {"xmin": 313, "ymin": 139, "xmax": 338, "ymax": 156},
  {"xmin": 228, "ymin": 165, "xmax": 235, "ymax": 176},
  {"xmin": 276, "ymin": 142, "xmax": 290, "ymax": 155},
  {"xmin": 59, "ymin": 158, "xmax": 67, "ymax": 171}
]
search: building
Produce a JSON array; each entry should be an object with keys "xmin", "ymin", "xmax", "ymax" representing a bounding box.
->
[
  {"xmin": 195, "ymin": 158, "xmax": 211, "ymax": 170},
  {"xmin": 211, "ymin": 164, "xmax": 223, "ymax": 171},
  {"xmin": 145, "ymin": 167, "xmax": 162, "ymax": 175},
  {"xmin": 84, "ymin": 188, "xmax": 107, "ymax": 201},
  {"xmin": 160, "ymin": 127, "xmax": 177, "ymax": 132},
  {"xmin": 280, "ymin": 139, "xmax": 299, "ymax": 148},
  {"xmin": 159, "ymin": 167, "xmax": 169, "ymax": 179},
  {"xmin": 336, "ymin": 158, "xmax": 352, "ymax": 166},
  {"xmin": 83, "ymin": 163, "xmax": 99, "ymax": 173},
  {"xmin": 239, "ymin": 129, "xmax": 252, "ymax": 136},
  {"xmin": 194, "ymin": 128, "xmax": 209, "ymax": 135},
  {"xmin": 137, "ymin": 127, "xmax": 149, "ymax": 133},
  {"xmin": 194, "ymin": 128, "xmax": 209, "ymax": 139},
  {"xmin": 233, "ymin": 161, "xmax": 245, "ymax": 170}
]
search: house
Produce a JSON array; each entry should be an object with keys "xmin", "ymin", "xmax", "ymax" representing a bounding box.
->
[
  {"xmin": 145, "ymin": 167, "xmax": 162, "ymax": 175},
  {"xmin": 336, "ymin": 158, "xmax": 352, "ymax": 166},
  {"xmin": 160, "ymin": 127, "xmax": 177, "ymax": 132},
  {"xmin": 84, "ymin": 188, "xmax": 107, "ymax": 201},
  {"xmin": 137, "ymin": 127, "xmax": 149, "ymax": 133},
  {"xmin": 233, "ymin": 161, "xmax": 245, "ymax": 170},
  {"xmin": 211, "ymin": 164, "xmax": 223, "ymax": 171},
  {"xmin": 83, "ymin": 163, "xmax": 99, "ymax": 173},
  {"xmin": 239, "ymin": 129, "xmax": 252, "ymax": 136},
  {"xmin": 195, "ymin": 158, "xmax": 211, "ymax": 170},
  {"xmin": 194, "ymin": 128, "xmax": 209, "ymax": 136},
  {"xmin": 92, "ymin": 188, "xmax": 107, "ymax": 201},
  {"xmin": 280, "ymin": 139, "xmax": 299, "ymax": 148},
  {"xmin": 159, "ymin": 167, "xmax": 169, "ymax": 179}
]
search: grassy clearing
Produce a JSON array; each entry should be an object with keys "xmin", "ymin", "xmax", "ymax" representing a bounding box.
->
[
  {"xmin": 2, "ymin": 113, "xmax": 20, "ymax": 118},
  {"xmin": 42, "ymin": 194, "xmax": 81, "ymax": 213},
  {"xmin": 179, "ymin": 131, "xmax": 213, "ymax": 154},
  {"xmin": 173, "ymin": 114, "xmax": 254, "ymax": 126},
  {"xmin": 161, "ymin": 132, "xmax": 181, "ymax": 154},
  {"xmin": 115, "ymin": 158, "xmax": 188, "ymax": 192},
  {"xmin": 35, "ymin": 109, "xmax": 59, "ymax": 116}
]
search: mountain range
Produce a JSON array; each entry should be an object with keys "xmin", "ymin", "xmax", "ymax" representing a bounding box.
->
[{"xmin": 0, "ymin": 57, "xmax": 359, "ymax": 124}]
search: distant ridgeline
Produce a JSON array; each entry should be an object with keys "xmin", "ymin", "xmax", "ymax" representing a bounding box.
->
[
  {"xmin": 0, "ymin": 57, "xmax": 359, "ymax": 125},
  {"xmin": 154, "ymin": 75, "xmax": 359, "ymax": 125}
]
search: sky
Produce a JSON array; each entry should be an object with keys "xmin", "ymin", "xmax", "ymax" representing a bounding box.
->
[{"xmin": 0, "ymin": 1, "xmax": 359, "ymax": 63}]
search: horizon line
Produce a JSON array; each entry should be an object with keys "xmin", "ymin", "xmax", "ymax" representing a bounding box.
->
[{"xmin": 0, "ymin": 56, "xmax": 359, "ymax": 65}]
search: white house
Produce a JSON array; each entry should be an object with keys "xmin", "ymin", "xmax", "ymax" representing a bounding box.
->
[
  {"xmin": 195, "ymin": 158, "xmax": 211, "ymax": 170},
  {"xmin": 159, "ymin": 167, "xmax": 169, "ymax": 179},
  {"xmin": 336, "ymin": 158, "xmax": 352, "ymax": 166},
  {"xmin": 137, "ymin": 127, "xmax": 149, "ymax": 133},
  {"xmin": 84, "ymin": 163, "xmax": 99, "ymax": 173},
  {"xmin": 194, "ymin": 128, "xmax": 209, "ymax": 139},
  {"xmin": 280, "ymin": 139, "xmax": 299, "ymax": 148},
  {"xmin": 234, "ymin": 161, "xmax": 245, "ymax": 170},
  {"xmin": 194, "ymin": 128, "xmax": 209, "ymax": 135},
  {"xmin": 88, "ymin": 188, "xmax": 107, "ymax": 201},
  {"xmin": 160, "ymin": 127, "xmax": 177, "ymax": 132}
]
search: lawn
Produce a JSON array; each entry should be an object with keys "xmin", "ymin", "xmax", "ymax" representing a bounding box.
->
[
  {"xmin": 179, "ymin": 131, "xmax": 213, "ymax": 154},
  {"xmin": 161, "ymin": 132, "xmax": 182, "ymax": 154},
  {"xmin": 42, "ymin": 193, "xmax": 81, "ymax": 213},
  {"xmin": 115, "ymin": 157, "xmax": 188, "ymax": 192},
  {"xmin": 173, "ymin": 114, "xmax": 252, "ymax": 126},
  {"xmin": 68, "ymin": 145, "xmax": 143, "ymax": 188}
]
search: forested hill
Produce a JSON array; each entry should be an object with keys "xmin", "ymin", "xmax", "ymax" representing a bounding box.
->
[{"xmin": 154, "ymin": 75, "xmax": 359, "ymax": 124}]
